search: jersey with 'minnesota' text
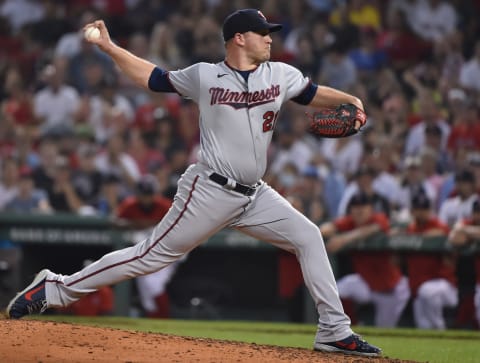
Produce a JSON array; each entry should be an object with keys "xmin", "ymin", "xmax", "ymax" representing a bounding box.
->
[{"xmin": 168, "ymin": 61, "xmax": 309, "ymax": 185}]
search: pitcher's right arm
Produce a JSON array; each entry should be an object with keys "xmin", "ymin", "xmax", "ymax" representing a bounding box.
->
[{"xmin": 84, "ymin": 20, "xmax": 156, "ymax": 89}]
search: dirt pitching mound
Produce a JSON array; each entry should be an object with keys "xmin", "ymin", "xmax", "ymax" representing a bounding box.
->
[{"xmin": 0, "ymin": 320, "xmax": 414, "ymax": 363}]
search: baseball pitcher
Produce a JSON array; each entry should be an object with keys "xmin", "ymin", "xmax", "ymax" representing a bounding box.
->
[{"xmin": 7, "ymin": 9, "xmax": 380, "ymax": 357}]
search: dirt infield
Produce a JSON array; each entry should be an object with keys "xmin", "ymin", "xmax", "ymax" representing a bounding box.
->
[{"xmin": 0, "ymin": 320, "xmax": 415, "ymax": 363}]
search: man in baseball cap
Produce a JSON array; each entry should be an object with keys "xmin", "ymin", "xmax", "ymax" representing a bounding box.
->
[{"xmin": 222, "ymin": 9, "xmax": 282, "ymax": 41}]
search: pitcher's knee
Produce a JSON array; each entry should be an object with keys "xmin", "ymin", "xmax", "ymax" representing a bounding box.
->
[{"xmin": 294, "ymin": 222, "xmax": 324, "ymax": 250}]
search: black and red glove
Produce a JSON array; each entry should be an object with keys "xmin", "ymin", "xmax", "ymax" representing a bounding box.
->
[{"xmin": 308, "ymin": 103, "xmax": 367, "ymax": 138}]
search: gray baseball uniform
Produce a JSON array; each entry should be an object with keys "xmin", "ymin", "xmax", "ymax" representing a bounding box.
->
[{"xmin": 44, "ymin": 59, "xmax": 352, "ymax": 341}]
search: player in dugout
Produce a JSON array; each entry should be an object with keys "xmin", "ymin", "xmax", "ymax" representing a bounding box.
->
[
  {"xmin": 320, "ymin": 192, "xmax": 410, "ymax": 327},
  {"xmin": 405, "ymin": 192, "xmax": 457, "ymax": 330},
  {"xmin": 6, "ymin": 9, "xmax": 380, "ymax": 357},
  {"xmin": 449, "ymin": 198, "xmax": 480, "ymax": 328}
]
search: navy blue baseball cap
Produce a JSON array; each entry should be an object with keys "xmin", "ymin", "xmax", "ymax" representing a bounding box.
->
[{"xmin": 222, "ymin": 9, "xmax": 282, "ymax": 41}]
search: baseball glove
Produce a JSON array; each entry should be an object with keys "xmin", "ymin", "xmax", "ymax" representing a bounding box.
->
[{"xmin": 308, "ymin": 103, "xmax": 366, "ymax": 138}]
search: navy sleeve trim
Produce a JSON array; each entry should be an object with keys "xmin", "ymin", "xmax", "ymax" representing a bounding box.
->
[
  {"xmin": 291, "ymin": 81, "xmax": 318, "ymax": 105},
  {"xmin": 148, "ymin": 67, "xmax": 177, "ymax": 93}
]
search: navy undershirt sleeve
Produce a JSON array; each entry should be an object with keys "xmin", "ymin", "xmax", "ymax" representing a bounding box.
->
[
  {"xmin": 148, "ymin": 67, "xmax": 176, "ymax": 92},
  {"xmin": 291, "ymin": 82, "xmax": 318, "ymax": 105}
]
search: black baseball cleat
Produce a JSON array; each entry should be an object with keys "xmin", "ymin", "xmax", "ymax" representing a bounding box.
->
[
  {"xmin": 6, "ymin": 269, "xmax": 50, "ymax": 319},
  {"xmin": 314, "ymin": 334, "xmax": 382, "ymax": 357}
]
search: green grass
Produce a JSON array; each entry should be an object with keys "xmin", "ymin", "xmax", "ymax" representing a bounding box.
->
[{"xmin": 33, "ymin": 316, "xmax": 480, "ymax": 363}]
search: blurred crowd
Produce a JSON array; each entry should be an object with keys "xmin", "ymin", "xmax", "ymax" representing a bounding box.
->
[{"xmin": 1, "ymin": 0, "xmax": 480, "ymax": 327}]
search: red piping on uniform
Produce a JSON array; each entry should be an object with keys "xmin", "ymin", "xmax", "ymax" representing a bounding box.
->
[{"xmin": 63, "ymin": 175, "xmax": 200, "ymax": 287}]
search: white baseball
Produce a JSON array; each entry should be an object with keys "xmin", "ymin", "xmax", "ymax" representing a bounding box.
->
[{"xmin": 84, "ymin": 27, "xmax": 101, "ymax": 41}]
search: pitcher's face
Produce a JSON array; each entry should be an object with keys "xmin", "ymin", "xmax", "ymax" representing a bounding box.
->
[{"xmin": 243, "ymin": 30, "xmax": 272, "ymax": 64}]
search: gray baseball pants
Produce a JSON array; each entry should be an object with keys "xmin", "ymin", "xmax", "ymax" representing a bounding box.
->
[{"xmin": 45, "ymin": 162, "xmax": 352, "ymax": 341}]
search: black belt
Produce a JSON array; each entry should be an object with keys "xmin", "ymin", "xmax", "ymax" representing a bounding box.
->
[{"xmin": 209, "ymin": 173, "xmax": 257, "ymax": 196}]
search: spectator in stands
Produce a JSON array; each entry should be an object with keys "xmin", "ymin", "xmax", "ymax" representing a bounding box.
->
[
  {"xmin": 377, "ymin": 8, "xmax": 431, "ymax": 73},
  {"xmin": 409, "ymin": 0, "xmax": 458, "ymax": 43},
  {"xmin": 1, "ymin": 67, "xmax": 35, "ymax": 133},
  {"xmin": 459, "ymin": 40, "xmax": 480, "ymax": 94},
  {"xmin": 320, "ymin": 130, "xmax": 363, "ymax": 180},
  {"xmin": 96, "ymin": 173, "xmax": 122, "ymax": 217},
  {"xmin": 175, "ymin": 99, "xmax": 200, "ymax": 157},
  {"xmin": 133, "ymin": 92, "xmax": 174, "ymax": 135},
  {"xmin": 423, "ymin": 123, "xmax": 453, "ymax": 174},
  {"xmin": 348, "ymin": 27, "xmax": 386, "ymax": 81},
  {"xmin": 28, "ymin": 0, "xmax": 69, "ymax": 49},
  {"xmin": 5, "ymin": 166, "xmax": 51, "ymax": 213},
  {"xmin": 376, "ymin": 91, "xmax": 409, "ymax": 147},
  {"xmin": 398, "ymin": 155, "xmax": 437, "ymax": 210},
  {"xmin": 318, "ymin": 43, "xmax": 357, "ymax": 91},
  {"xmin": 365, "ymin": 143, "xmax": 404, "ymax": 211},
  {"xmin": 290, "ymin": 27, "xmax": 328, "ymax": 80},
  {"xmin": 126, "ymin": 128, "xmax": 165, "ymax": 175},
  {"xmin": 67, "ymin": 33, "xmax": 115, "ymax": 94},
  {"xmin": 0, "ymin": 0, "xmax": 44, "ymax": 34},
  {"xmin": 468, "ymin": 153, "xmax": 480, "ymax": 195},
  {"xmin": 299, "ymin": 162, "xmax": 347, "ymax": 219},
  {"xmin": 404, "ymin": 92, "xmax": 450, "ymax": 156},
  {"xmin": 71, "ymin": 144, "xmax": 103, "ymax": 213},
  {"xmin": 439, "ymin": 169, "xmax": 478, "ymax": 227},
  {"xmin": 275, "ymin": 162, "xmax": 300, "ymax": 196},
  {"xmin": 449, "ymin": 198, "xmax": 480, "ymax": 328},
  {"xmin": 33, "ymin": 63, "xmax": 80, "ymax": 135},
  {"xmin": 320, "ymin": 193, "xmax": 410, "ymax": 327},
  {"xmin": 420, "ymin": 147, "xmax": 446, "ymax": 210},
  {"xmin": 437, "ymin": 153, "xmax": 474, "ymax": 211},
  {"xmin": 405, "ymin": 193, "xmax": 457, "ymax": 329},
  {"xmin": 115, "ymin": 175, "xmax": 178, "ymax": 318},
  {"xmin": 47, "ymin": 155, "xmax": 83, "ymax": 213},
  {"xmin": 337, "ymin": 165, "xmax": 391, "ymax": 217},
  {"xmin": 288, "ymin": 166, "xmax": 329, "ymax": 224},
  {"xmin": 436, "ymin": 31, "xmax": 464, "ymax": 94},
  {"xmin": 87, "ymin": 75, "xmax": 134, "ymax": 144},
  {"xmin": 328, "ymin": 2, "xmax": 359, "ymax": 51},
  {"xmin": 330, "ymin": 0, "xmax": 381, "ymax": 31},
  {"xmin": 94, "ymin": 132, "xmax": 141, "ymax": 192},
  {"xmin": 445, "ymin": 88, "xmax": 468, "ymax": 124},
  {"xmin": 0, "ymin": 157, "xmax": 19, "ymax": 210},
  {"xmin": 191, "ymin": 16, "xmax": 224, "ymax": 64},
  {"xmin": 31, "ymin": 137, "xmax": 60, "ymax": 192},
  {"xmin": 153, "ymin": 114, "xmax": 184, "ymax": 160},
  {"xmin": 447, "ymin": 98, "xmax": 480, "ymax": 155},
  {"xmin": 270, "ymin": 121, "xmax": 314, "ymax": 182},
  {"xmin": 147, "ymin": 21, "xmax": 184, "ymax": 70}
]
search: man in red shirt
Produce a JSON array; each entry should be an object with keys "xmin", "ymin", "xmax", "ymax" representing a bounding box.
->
[
  {"xmin": 406, "ymin": 193, "xmax": 457, "ymax": 329},
  {"xmin": 116, "ymin": 175, "xmax": 176, "ymax": 318},
  {"xmin": 449, "ymin": 198, "xmax": 480, "ymax": 327},
  {"xmin": 320, "ymin": 193, "xmax": 410, "ymax": 327},
  {"xmin": 116, "ymin": 175, "xmax": 172, "ymax": 228}
]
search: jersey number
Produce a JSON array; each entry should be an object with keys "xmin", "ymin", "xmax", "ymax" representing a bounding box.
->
[{"xmin": 262, "ymin": 111, "xmax": 279, "ymax": 132}]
